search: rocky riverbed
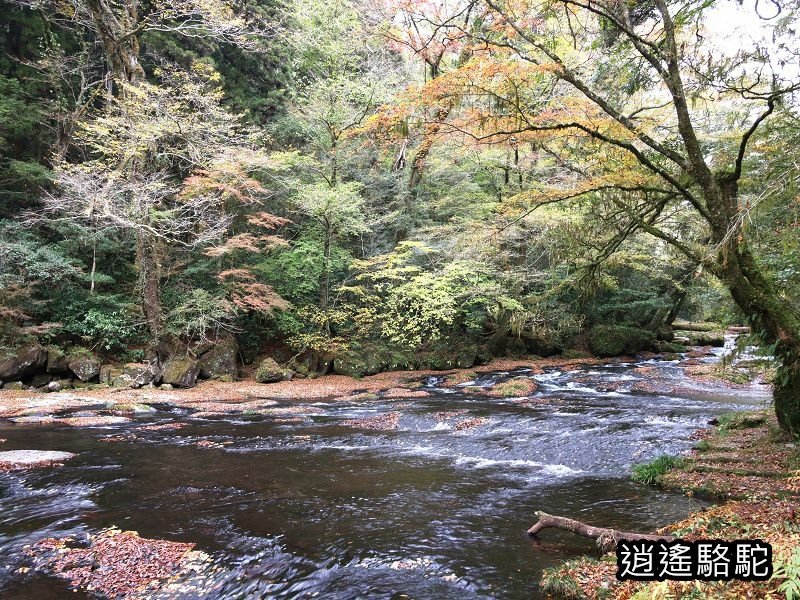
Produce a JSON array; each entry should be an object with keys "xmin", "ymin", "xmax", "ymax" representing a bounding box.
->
[{"xmin": 0, "ymin": 343, "xmax": 773, "ymax": 598}]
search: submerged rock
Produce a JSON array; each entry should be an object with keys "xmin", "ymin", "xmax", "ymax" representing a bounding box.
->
[
  {"xmin": 59, "ymin": 415, "xmax": 131, "ymax": 427},
  {"xmin": 27, "ymin": 528, "xmax": 205, "ymax": 599},
  {"xmin": 107, "ymin": 402, "xmax": 156, "ymax": 414},
  {"xmin": 0, "ymin": 450, "xmax": 75, "ymax": 471}
]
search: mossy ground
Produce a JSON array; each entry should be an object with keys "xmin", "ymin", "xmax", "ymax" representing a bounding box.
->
[{"xmin": 540, "ymin": 411, "xmax": 800, "ymax": 599}]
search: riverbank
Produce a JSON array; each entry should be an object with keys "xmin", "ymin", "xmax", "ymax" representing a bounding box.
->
[
  {"xmin": 540, "ymin": 410, "xmax": 800, "ymax": 599},
  {"xmin": 0, "ymin": 355, "xmax": 610, "ymax": 421}
]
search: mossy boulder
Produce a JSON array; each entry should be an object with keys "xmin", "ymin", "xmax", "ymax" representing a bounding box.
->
[
  {"xmin": 2, "ymin": 381, "xmax": 26, "ymax": 390},
  {"xmin": 654, "ymin": 340, "xmax": 689, "ymax": 353},
  {"xmin": 673, "ymin": 330, "xmax": 725, "ymax": 347},
  {"xmin": 588, "ymin": 325, "xmax": 655, "ymax": 357},
  {"xmin": 160, "ymin": 356, "xmax": 200, "ymax": 388},
  {"xmin": 0, "ymin": 343, "xmax": 47, "ymax": 381},
  {"xmin": 45, "ymin": 346, "xmax": 71, "ymax": 375},
  {"xmin": 99, "ymin": 363, "xmax": 155, "ymax": 387},
  {"xmin": 67, "ymin": 351, "xmax": 101, "ymax": 382},
  {"xmin": 198, "ymin": 337, "xmax": 239, "ymax": 381},
  {"xmin": 521, "ymin": 332, "xmax": 563, "ymax": 357},
  {"xmin": 254, "ymin": 357, "xmax": 288, "ymax": 383}
]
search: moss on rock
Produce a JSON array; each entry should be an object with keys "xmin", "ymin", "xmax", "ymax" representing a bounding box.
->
[{"xmin": 588, "ymin": 325, "xmax": 655, "ymax": 357}]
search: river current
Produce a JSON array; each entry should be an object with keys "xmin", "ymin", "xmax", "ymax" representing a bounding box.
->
[{"xmin": 0, "ymin": 346, "xmax": 770, "ymax": 598}]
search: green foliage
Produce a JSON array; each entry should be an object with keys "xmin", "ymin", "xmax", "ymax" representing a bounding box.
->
[
  {"xmin": 0, "ymin": 223, "xmax": 82, "ymax": 287},
  {"xmin": 775, "ymin": 547, "xmax": 800, "ymax": 600},
  {"xmin": 717, "ymin": 412, "xmax": 767, "ymax": 433},
  {"xmin": 693, "ymin": 440, "xmax": 711, "ymax": 452},
  {"xmin": 631, "ymin": 455, "xmax": 685, "ymax": 485},
  {"xmin": 56, "ymin": 293, "xmax": 144, "ymax": 352},
  {"xmin": 165, "ymin": 289, "xmax": 237, "ymax": 342},
  {"xmin": 343, "ymin": 242, "xmax": 526, "ymax": 350}
]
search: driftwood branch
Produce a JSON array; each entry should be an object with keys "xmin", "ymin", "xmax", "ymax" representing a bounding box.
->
[{"xmin": 527, "ymin": 511, "xmax": 675, "ymax": 553}]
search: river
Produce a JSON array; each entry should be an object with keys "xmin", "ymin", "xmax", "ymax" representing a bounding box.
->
[{"xmin": 0, "ymin": 347, "xmax": 770, "ymax": 598}]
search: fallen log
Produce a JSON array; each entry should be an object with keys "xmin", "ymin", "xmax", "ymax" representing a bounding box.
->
[
  {"xmin": 671, "ymin": 321, "xmax": 721, "ymax": 332},
  {"xmin": 526, "ymin": 511, "xmax": 675, "ymax": 553}
]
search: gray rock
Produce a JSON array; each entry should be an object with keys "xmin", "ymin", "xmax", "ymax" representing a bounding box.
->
[
  {"xmin": 254, "ymin": 357, "xmax": 285, "ymax": 383},
  {"xmin": 46, "ymin": 346, "xmax": 71, "ymax": 375},
  {"xmin": 31, "ymin": 373, "xmax": 53, "ymax": 388},
  {"xmin": 68, "ymin": 353, "xmax": 101, "ymax": 382},
  {"xmin": 2, "ymin": 381, "xmax": 26, "ymax": 390},
  {"xmin": 0, "ymin": 344, "xmax": 47, "ymax": 381},
  {"xmin": 198, "ymin": 337, "xmax": 239, "ymax": 381},
  {"xmin": 160, "ymin": 357, "xmax": 200, "ymax": 388}
]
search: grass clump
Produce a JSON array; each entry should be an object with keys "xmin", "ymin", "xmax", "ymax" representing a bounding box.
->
[
  {"xmin": 540, "ymin": 564, "xmax": 585, "ymax": 599},
  {"xmin": 632, "ymin": 454, "xmax": 686, "ymax": 485},
  {"xmin": 488, "ymin": 377, "xmax": 537, "ymax": 397},
  {"xmin": 717, "ymin": 411, "xmax": 767, "ymax": 433}
]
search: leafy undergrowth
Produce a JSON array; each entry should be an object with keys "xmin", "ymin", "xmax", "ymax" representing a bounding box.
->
[{"xmin": 541, "ymin": 411, "xmax": 800, "ymax": 599}]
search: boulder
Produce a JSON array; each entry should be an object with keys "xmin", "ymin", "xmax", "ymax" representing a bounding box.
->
[
  {"xmin": 155, "ymin": 334, "xmax": 185, "ymax": 362},
  {"xmin": 254, "ymin": 357, "xmax": 286, "ymax": 383},
  {"xmin": 68, "ymin": 352, "xmax": 101, "ymax": 382},
  {"xmin": 521, "ymin": 333, "xmax": 563, "ymax": 358},
  {"xmin": 30, "ymin": 373, "xmax": 52, "ymax": 388},
  {"xmin": 98, "ymin": 363, "xmax": 155, "ymax": 387},
  {"xmin": 99, "ymin": 364, "xmax": 121, "ymax": 385},
  {"xmin": 588, "ymin": 325, "xmax": 655, "ymax": 357},
  {"xmin": 2, "ymin": 381, "xmax": 26, "ymax": 390},
  {"xmin": 198, "ymin": 338, "xmax": 239, "ymax": 381},
  {"xmin": 0, "ymin": 343, "xmax": 47, "ymax": 381},
  {"xmin": 160, "ymin": 356, "xmax": 200, "ymax": 388},
  {"xmin": 125, "ymin": 362, "xmax": 157, "ymax": 387},
  {"xmin": 45, "ymin": 346, "xmax": 71, "ymax": 375},
  {"xmin": 673, "ymin": 330, "xmax": 725, "ymax": 347}
]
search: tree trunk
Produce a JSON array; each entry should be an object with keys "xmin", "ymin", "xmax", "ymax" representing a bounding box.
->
[
  {"xmin": 136, "ymin": 234, "xmax": 161, "ymax": 341},
  {"xmin": 720, "ymin": 245, "xmax": 800, "ymax": 433},
  {"xmin": 85, "ymin": 0, "xmax": 144, "ymax": 89},
  {"xmin": 527, "ymin": 512, "xmax": 675, "ymax": 553}
]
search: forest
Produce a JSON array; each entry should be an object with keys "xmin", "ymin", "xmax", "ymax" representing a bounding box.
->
[
  {"xmin": 0, "ymin": 0, "xmax": 799, "ymax": 597},
  {"xmin": 2, "ymin": 0, "xmax": 798, "ymax": 428}
]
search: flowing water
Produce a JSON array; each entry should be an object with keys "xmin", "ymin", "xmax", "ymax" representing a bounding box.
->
[{"xmin": 0, "ymin": 347, "xmax": 771, "ymax": 599}]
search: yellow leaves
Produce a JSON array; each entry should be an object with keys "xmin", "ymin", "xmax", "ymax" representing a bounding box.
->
[{"xmin": 505, "ymin": 171, "xmax": 656, "ymax": 213}]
